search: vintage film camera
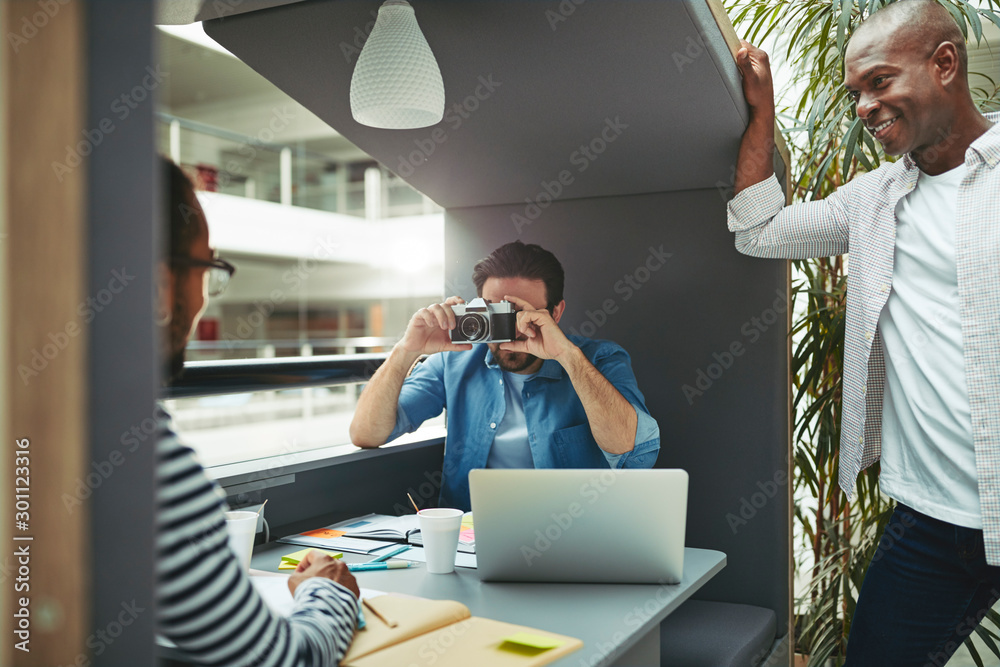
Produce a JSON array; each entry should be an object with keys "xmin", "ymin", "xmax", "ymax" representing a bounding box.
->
[{"xmin": 449, "ymin": 298, "xmax": 517, "ymax": 343}]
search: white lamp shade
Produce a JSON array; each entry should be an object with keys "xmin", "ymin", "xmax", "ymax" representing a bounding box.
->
[{"xmin": 350, "ymin": 1, "xmax": 445, "ymax": 130}]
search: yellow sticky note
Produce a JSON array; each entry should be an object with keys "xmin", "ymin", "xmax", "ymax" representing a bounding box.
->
[
  {"xmin": 500, "ymin": 633, "xmax": 563, "ymax": 650},
  {"xmin": 278, "ymin": 561, "xmax": 297, "ymax": 570},
  {"xmin": 280, "ymin": 548, "xmax": 342, "ymax": 566}
]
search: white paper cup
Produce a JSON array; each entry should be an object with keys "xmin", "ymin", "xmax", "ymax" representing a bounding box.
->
[
  {"xmin": 418, "ymin": 508, "xmax": 464, "ymax": 574},
  {"xmin": 225, "ymin": 511, "xmax": 258, "ymax": 573}
]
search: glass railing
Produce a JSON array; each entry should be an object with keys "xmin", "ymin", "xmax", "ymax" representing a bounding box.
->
[
  {"xmin": 156, "ymin": 113, "xmax": 442, "ymax": 219},
  {"xmin": 163, "ymin": 339, "xmax": 447, "ymax": 468}
]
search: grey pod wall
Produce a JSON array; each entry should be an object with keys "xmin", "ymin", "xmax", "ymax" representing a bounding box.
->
[
  {"xmin": 87, "ymin": 1, "xmax": 159, "ymax": 665},
  {"xmin": 199, "ymin": 0, "xmax": 794, "ymax": 647},
  {"xmin": 445, "ymin": 189, "xmax": 790, "ymax": 629}
]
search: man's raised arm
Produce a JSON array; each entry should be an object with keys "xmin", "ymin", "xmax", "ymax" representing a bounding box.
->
[
  {"xmin": 499, "ymin": 295, "xmax": 640, "ymax": 456},
  {"xmin": 734, "ymin": 40, "xmax": 776, "ymax": 195},
  {"xmin": 726, "ymin": 40, "xmax": 851, "ymax": 260},
  {"xmin": 349, "ymin": 297, "xmax": 471, "ymax": 448}
]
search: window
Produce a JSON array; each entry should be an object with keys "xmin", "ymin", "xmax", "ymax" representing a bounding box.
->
[{"xmin": 158, "ymin": 26, "xmax": 446, "ymax": 468}]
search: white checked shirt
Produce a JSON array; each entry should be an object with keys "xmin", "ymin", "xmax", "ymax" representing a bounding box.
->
[{"xmin": 727, "ymin": 112, "xmax": 1000, "ymax": 563}]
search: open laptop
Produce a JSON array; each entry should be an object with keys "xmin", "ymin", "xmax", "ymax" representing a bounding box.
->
[{"xmin": 469, "ymin": 469, "xmax": 688, "ymax": 583}]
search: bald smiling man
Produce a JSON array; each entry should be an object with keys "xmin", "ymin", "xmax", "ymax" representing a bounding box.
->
[{"xmin": 728, "ymin": 0, "xmax": 999, "ymax": 664}]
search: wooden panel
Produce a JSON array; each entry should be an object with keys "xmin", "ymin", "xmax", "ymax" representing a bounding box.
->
[
  {"xmin": 0, "ymin": 3, "xmax": 7, "ymax": 660},
  {"xmin": 705, "ymin": 0, "xmax": 793, "ymax": 199},
  {"xmin": 3, "ymin": 1, "xmax": 89, "ymax": 666}
]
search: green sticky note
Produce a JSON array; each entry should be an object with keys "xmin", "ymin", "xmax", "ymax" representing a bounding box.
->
[
  {"xmin": 280, "ymin": 548, "xmax": 342, "ymax": 565},
  {"xmin": 501, "ymin": 632, "xmax": 564, "ymax": 650}
]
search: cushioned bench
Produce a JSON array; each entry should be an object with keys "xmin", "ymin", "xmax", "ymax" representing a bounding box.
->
[{"xmin": 660, "ymin": 600, "xmax": 778, "ymax": 667}]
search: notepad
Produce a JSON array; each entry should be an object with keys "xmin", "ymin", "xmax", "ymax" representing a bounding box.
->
[
  {"xmin": 341, "ymin": 595, "xmax": 581, "ymax": 667},
  {"xmin": 501, "ymin": 633, "xmax": 565, "ymax": 650},
  {"xmin": 279, "ymin": 513, "xmax": 476, "ymax": 554},
  {"xmin": 395, "ymin": 546, "xmax": 477, "ymax": 569},
  {"xmin": 277, "ymin": 548, "xmax": 342, "ymax": 570},
  {"xmin": 249, "ymin": 570, "xmax": 385, "ymax": 617},
  {"xmin": 278, "ymin": 531, "xmax": 397, "ymax": 554},
  {"xmin": 338, "ymin": 513, "xmax": 421, "ymax": 540}
]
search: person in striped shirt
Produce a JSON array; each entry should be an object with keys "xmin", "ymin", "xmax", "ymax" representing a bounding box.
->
[
  {"xmin": 729, "ymin": 0, "xmax": 999, "ymax": 664},
  {"xmin": 156, "ymin": 156, "xmax": 360, "ymax": 666}
]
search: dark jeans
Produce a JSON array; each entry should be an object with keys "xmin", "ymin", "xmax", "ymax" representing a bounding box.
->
[{"xmin": 844, "ymin": 503, "xmax": 1000, "ymax": 667}]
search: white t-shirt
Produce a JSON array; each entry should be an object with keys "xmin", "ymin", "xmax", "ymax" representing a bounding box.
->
[
  {"xmin": 878, "ymin": 162, "xmax": 979, "ymax": 527},
  {"xmin": 485, "ymin": 371, "xmax": 536, "ymax": 469}
]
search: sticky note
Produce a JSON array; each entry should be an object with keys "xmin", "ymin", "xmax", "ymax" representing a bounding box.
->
[
  {"xmin": 301, "ymin": 528, "xmax": 346, "ymax": 539},
  {"xmin": 280, "ymin": 548, "xmax": 342, "ymax": 567},
  {"xmin": 500, "ymin": 633, "xmax": 564, "ymax": 650}
]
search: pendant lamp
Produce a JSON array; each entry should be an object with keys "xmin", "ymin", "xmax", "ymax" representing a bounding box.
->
[{"xmin": 350, "ymin": 0, "xmax": 445, "ymax": 129}]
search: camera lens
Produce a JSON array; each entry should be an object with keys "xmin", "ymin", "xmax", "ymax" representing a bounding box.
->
[{"xmin": 459, "ymin": 314, "xmax": 488, "ymax": 342}]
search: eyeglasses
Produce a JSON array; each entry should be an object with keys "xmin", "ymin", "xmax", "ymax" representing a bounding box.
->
[{"xmin": 170, "ymin": 256, "xmax": 236, "ymax": 297}]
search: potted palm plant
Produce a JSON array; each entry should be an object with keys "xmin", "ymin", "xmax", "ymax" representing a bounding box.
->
[{"xmin": 724, "ymin": 0, "xmax": 1000, "ymax": 664}]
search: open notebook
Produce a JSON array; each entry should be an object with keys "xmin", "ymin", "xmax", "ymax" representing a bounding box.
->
[
  {"xmin": 249, "ymin": 572, "xmax": 581, "ymax": 667},
  {"xmin": 279, "ymin": 513, "xmax": 476, "ymax": 555},
  {"xmin": 343, "ymin": 594, "xmax": 582, "ymax": 667}
]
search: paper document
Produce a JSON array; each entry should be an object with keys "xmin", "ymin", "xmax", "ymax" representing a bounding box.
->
[
  {"xmin": 278, "ymin": 534, "xmax": 397, "ymax": 554},
  {"xmin": 280, "ymin": 513, "xmax": 476, "ymax": 554},
  {"xmin": 398, "ymin": 547, "xmax": 477, "ymax": 569},
  {"xmin": 249, "ymin": 570, "xmax": 384, "ymax": 617}
]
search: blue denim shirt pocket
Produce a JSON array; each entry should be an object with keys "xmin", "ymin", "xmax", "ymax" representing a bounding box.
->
[{"xmin": 549, "ymin": 423, "xmax": 609, "ymax": 469}]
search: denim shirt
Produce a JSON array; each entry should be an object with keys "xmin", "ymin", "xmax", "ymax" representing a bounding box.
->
[{"xmin": 386, "ymin": 335, "xmax": 660, "ymax": 510}]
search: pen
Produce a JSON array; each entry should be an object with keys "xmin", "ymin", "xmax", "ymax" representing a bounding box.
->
[
  {"xmin": 362, "ymin": 598, "xmax": 398, "ymax": 628},
  {"xmin": 369, "ymin": 544, "xmax": 411, "ymax": 563},
  {"xmin": 348, "ymin": 560, "xmax": 415, "ymax": 571}
]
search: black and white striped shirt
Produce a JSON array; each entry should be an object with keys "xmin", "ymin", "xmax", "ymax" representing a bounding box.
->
[{"xmin": 156, "ymin": 406, "xmax": 359, "ymax": 666}]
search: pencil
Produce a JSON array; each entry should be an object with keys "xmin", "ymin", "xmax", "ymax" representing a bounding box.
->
[
  {"xmin": 362, "ymin": 598, "xmax": 398, "ymax": 628},
  {"xmin": 369, "ymin": 544, "xmax": 410, "ymax": 563},
  {"xmin": 407, "ymin": 493, "xmax": 420, "ymax": 513}
]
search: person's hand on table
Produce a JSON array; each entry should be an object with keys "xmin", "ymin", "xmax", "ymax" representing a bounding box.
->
[
  {"xmin": 288, "ymin": 550, "xmax": 360, "ymax": 598},
  {"xmin": 498, "ymin": 294, "xmax": 576, "ymax": 362},
  {"xmin": 399, "ymin": 295, "xmax": 474, "ymax": 356}
]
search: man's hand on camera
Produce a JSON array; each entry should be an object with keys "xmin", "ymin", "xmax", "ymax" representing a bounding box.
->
[
  {"xmin": 398, "ymin": 296, "xmax": 474, "ymax": 356},
  {"xmin": 498, "ymin": 295, "xmax": 575, "ymax": 361},
  {"xmin": 288, "ymin": 550, "xmax": 360, "ymax": 599}
]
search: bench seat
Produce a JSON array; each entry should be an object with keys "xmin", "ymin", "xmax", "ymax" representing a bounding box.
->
[{"xmin": 660, "ymin": 600, "xmax": 777, "ymax": 667}]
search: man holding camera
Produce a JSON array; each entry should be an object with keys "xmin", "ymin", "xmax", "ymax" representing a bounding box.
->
[{"xmin": 350, "ymin": 241, "xmax": 660, "ymax": 510}]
